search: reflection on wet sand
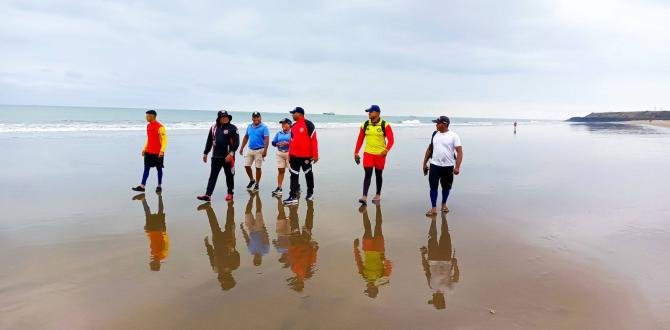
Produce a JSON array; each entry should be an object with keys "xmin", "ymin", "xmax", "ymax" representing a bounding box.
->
[
  {"xmin": 241, "ymin": 193, "xmax": 270, "ymax": 267},
  {"xmin": 286, "ymin": 201, "xmax": 318, "ymax": 292},
  {"xmin": 199, "ymin": 202, "xmax": 240, "ymax": 291},
  {"xmin": 420, "ymin": 213, "xmax": 460, "ymax": 310},
  {"xmin": 133, "ymin": 193, "xmax": 170, "ymax": 271},
  {"xmin": 273, "ymin": 197, "xmax": 291, "ymax": 269},
  {"xmin": 354, "ymin": 203, "xmax": 392, "ymax": 298}
]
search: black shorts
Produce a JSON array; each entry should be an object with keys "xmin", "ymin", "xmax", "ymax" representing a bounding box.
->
[
  {"xmin": 144, "ymin": 153, "xmax": 164, "ymax": 168},
  {"xmin": 428, "ymin": 164, "xmax": 453, "ymax": 190}
]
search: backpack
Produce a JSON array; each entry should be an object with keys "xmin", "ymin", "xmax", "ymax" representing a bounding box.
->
[{"xmin": 363, "ymin": 119, "xmax": 387, "ymax": 137}]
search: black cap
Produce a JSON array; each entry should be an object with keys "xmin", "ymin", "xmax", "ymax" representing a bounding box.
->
[
  {"xmin": 279, "ymin": 118, "xmax": 293, "ymax": 125},
  {"xmin": 290, "ymin": 107, "xmax": 305, "ymax": 115},
  {"xmin": 365, "ymin": 105, "xmax": 381, "ymax": 113},
  {"xmin": 432, "ymin": 116, "xmax": 450, "ymax": 125},
  {"xmin": 146, "ymin": 110, "xmax": 157, "ymax": 116},
  {"xmin": 217, "ymin": 110, "xmax": 233, "ymax": 121},
  {"xmin": 252, "ymin": 111, "xmax": 261, "ymax": 118}
]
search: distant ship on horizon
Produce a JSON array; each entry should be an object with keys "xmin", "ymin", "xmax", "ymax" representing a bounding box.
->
[{"xmin": 323, "ymin": 112, "xmax": 336, "ymax": 115}]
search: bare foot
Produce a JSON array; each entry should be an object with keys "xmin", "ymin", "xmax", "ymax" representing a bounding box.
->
[{"xmin": 372, "ymin": 194, "xmax": 381, "ymax": 201}]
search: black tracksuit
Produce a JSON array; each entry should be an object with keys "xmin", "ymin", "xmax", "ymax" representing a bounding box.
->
[{"xmin": 204, "ymin": 123, "xmax": 240, "ymax": 195}]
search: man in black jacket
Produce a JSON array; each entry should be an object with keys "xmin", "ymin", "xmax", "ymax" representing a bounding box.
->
[{"xmin": 198, "ymin": 110, "xmax": 240, "ymax": 202}]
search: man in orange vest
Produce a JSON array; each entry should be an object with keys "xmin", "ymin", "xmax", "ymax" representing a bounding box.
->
[{"xmin": 132, "ymin": 110, "xmax": 167, "ymax": 193}]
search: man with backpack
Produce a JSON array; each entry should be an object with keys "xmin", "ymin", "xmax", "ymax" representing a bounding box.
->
[
  {"xmin": 197, "ymin": 110, "xmax": 240, "ymax": 202},
  {"xmin": 422, "ymin": 116, "xmax": 463, "ymax": 216},
  {"xmin": 354, "ymin": 105, "xmax": 394, "ymax": 205},
  {"xmin": 283, "ymin": 107, "xmax": 319, "ymax": 205}
]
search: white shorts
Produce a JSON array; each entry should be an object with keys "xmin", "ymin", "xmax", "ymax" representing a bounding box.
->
[
  {"xmin": 276, "ymin": 151, "xmax": 289, "ymax": 169},
  {"xmin": 244, "ymin": 149, "xmax": 265, "ymax": 168}
]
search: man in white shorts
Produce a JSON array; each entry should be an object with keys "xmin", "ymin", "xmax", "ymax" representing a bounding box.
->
[
  {"xmin": 271, "ymin": 118, "xmax": 292, "ymax": 197},
  {"xmin": 239, "ymin": 112, "xmax": 270, "ymax": 192}
]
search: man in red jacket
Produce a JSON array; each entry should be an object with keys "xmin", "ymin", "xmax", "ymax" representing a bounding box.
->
[{"xmin": 283, "ymin": 107, "xmax": 319, "ymax": 205}]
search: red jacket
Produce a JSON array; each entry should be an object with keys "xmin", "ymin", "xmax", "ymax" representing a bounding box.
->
[{"xmin": 289, "ymin": 118, "xmax": 319, "ymax": 159}]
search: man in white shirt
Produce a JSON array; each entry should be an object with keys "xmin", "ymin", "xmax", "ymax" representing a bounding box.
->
[{"xmin": 422, "ymin": 116, "xmax": 463, "ymax": 216}]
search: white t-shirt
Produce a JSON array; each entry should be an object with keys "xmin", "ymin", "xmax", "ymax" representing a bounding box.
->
[{"xmin": 429, "ymin": 131, "xmax": 462, "ymax": 167}]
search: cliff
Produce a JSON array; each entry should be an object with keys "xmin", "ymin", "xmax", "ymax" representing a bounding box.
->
[{"xmin": 567, "ymin": 111, "xmax": 670, "ymax": 122}]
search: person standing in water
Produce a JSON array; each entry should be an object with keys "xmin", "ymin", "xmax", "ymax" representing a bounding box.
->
[
  {"xmin": 283, "ymin": 107, "xmax": 319, "ymax": 205},
  {"xmin": 514, "ymin": 121, "xmax": 518, "ymax": 134},
  {"xmin": 422, "ymin": 116, "xmax": 463, "ymax": 216},
  {"xmin": 198, "ymin": 110, "xmax": 239, "ymax": 202},
  {"xmin": 271, "ymin": 118, "xmax": 292, "ymax": 197},
  {"xmin": 132, "ymin": 110, "xmax": 167, "ymax": 193},
  {"xmin": 239, "ymin": 112, "xmax": 270, "ymax": 193},
  {"xmin": 354, "ymin": 105, "xmax": 394, "ymax": 205}
]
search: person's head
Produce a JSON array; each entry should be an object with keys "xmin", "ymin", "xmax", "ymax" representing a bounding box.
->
[
  {"xmin": 365, "ymin": 282, "xmax": 379, "ymax": 298},
  {"xmin": 217, "ymin": 110, "xmax": 232, "ymax": 125},
  {"xmin": 253, "ymin": 254, "xmax": 263, "ymax": 266},
  {"xmin": 149, "ymin": 259, "xmax": 161, "ymax": 271},
  {"xmin": 279, "ymin": 118, "xmax": 292, "ymax": 131},
  {"xmin": 428, "ymin": 292, "xmax": 446, "ymax": 310},
  {"xmin": 290, "ymin": 107, "xmax": 305, "ymax": 121},
  {"xmin": 251, "ymin": 111, "xmax": 262, "ymax": 126},
  {"xmin": 365, "ymin": 105, "xmax": 381, "ymax": 121},
  {"xmin": 432, "ymin": 116, "xmax": 450, "ymax": 132},
  {"xmin": 145, "ymin": 110, "xmax": 157, "ymax": 123}
]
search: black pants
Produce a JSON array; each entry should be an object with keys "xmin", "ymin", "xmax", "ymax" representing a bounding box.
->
[
  {"xmin": 206, "ymin": 157, "xmax": 235, "ymax": 195},
  {"xmin": 289, "ymin": 157, "xmax": 314, "ymax": 196},
  {"xmin": 363, "ymin": 167, "xmax": 383, "ymax": 196},
  {"xmin": 428, "ymin": 164, "xmax": 454, "ymax": 190}
]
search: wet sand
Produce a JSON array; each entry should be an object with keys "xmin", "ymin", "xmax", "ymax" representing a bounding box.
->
[
  {"xmin": 1, "ymin": 123, "xmax": 669, "ymax": 329},
  {"xmin": 627, "ymin": 120, "xmax": 670, "ymax": 129}
]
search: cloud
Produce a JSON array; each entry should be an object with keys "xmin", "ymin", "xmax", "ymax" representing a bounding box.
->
[{"xmin": 1, "ymin": 0, "xmax": 669, "ymax": 119}]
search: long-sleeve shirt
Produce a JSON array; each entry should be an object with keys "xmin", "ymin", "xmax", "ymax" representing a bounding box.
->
[
  {"xmin": 144, "ymin": 121, "xmax": 167, "ymax": 154},
  {"xmin": 355, "ymin": 119, "xmax": 394, "ymax": 155},
  {"xmin": 204, "ymin": 123, "xmax": 240, "ymax": 158},
  {"xmin": 288, "ymin": 118, "xmax": 319, "ymax": 159}
]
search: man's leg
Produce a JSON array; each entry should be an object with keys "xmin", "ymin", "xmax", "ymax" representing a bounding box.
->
[
  {"xmin": 255, "ymin": 167, "xmax": 262, "ymax": 186},
  {"xmin": 223, "ymin": 161, "xmax": 235, "ymax": 194},
  {"xmin": 440, "ymin": 166, "xmax": 454, "ymax": 209},
  {"xmin": 206, "ymin": 158, "xmax": 224, "ymax": 196},
  {"xmin": 141, "ymin": 165, "xmax": 151, "ymax": 186},
  {"xmin": 277, "ymin": 168, "xmax": 286, "ymax": 188},
  {"xmin": 289, "ymin": 157, "xmax": 301, "ymax": 197},
  {"xmin": 244, "ymin": 151, "xmax": 255, "ymax": 181},
  {"xmin": 428, "ymin": 164, "xmax": 441, "ymax": 211},
  {"xmin": 374, "ymin": 168, "xmax": 383, "ymax": 196},
  {"xmin": 303, "ymin": 161, "xmax": 314, "ymax": 194},
  {"xmin": 362, "ymin": 167, "xmax": 373, "ymax": 198},
  {"xmin": 157, "ymin": 166, "xmax": 163, "ymax": 186}
]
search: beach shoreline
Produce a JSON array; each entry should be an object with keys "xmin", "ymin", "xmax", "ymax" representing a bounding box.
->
[{"xmin": 626, "ymin": 120, "xmax": 670, "ymax": 128}]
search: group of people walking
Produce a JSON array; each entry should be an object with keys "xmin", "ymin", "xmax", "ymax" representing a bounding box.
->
[{"xmin": 131, "ymin": 105, "xmax": 463, "ymax": 215}]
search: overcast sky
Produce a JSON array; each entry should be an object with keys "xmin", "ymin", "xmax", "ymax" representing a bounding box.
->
[{"xmin": 1, "ymin": 0, "xmax": 669, "ymax": 119}]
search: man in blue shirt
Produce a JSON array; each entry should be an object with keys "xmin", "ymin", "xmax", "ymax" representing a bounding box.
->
[
  {"xmin": 239, "ymin": 112, "xmax": 270, "ymax": 192},
  {"xmin": 271, "ymin": 118, "xmax": 292, "ymax": 197}
]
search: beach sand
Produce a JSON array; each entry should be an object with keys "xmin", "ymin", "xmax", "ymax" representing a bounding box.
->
[
  {"xmin": 1, "ymin": 123, "xmax": 669, "ymax": 329},
  {"xmin": 627, "ymin": 120, "xmax": 670, "ymax": 129}
]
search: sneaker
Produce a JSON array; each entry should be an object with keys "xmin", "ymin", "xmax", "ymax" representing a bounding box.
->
[
  {"xmin": 306, "ymin": 191, "xmax": 314, "ymax": 201},
  {"xmin": 252, "ymin": 184, "xmax": 260, "ymax": 192},
  {"xmin": 197, "ymin": 195, "xmax": 212, "ymax": 202},
  {"xmin": 272, "ymin": 187, "xmax": 283, "ymax": 197},
  {"xmin": 225, "ymin": 194, "xmax": 234, "ymax": 202},
  {"xmin": 246, "ymin": 180, "xmax": 256, "ymax": 190},
  {"xmin": 132, "ymin": 185, "xmax": 145, "ymax": 192},
  {"xmin": 283, "ymin": 195, "xmax": 298, "ymax": 206},
  {"xmin": 156, "ymin": 186, "xmax": 162, "ymax": 193}
]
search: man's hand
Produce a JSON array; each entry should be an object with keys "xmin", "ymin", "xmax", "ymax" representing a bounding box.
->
[
  {"xmin": 453, "ymin": 167, "xmax": 460, "ymax": 175},
  {"xmin": 203, "ymin": 154, "xmax": 208, "ymax": 163},
  {"xmin": 423, "ymin": 164, "xmax": 429, "ymax": 176},
  {"xmin": 312, "ymin": 157, "xmax": 319, "ymax": 164},
  {"xmin": 262, "ymin": 150, "xmax": 267, "ymax": 158},
  {"xmin": 225, "ymin": 153, "xmax": 233, "ymax": 163},
  {"xmin": 239, "ymin": 148, "xmax": 244, "ymax": 156},
  {"xmin": 159, "ymin": 151, "xmax": 164, "ymax": 157},
  {"xmin": 141, "ymin": 150, "xmax": 145, "ymax": 157},
  {"xmin": 380, "ymin": 149, "xmax": 388, "ymax": 157},
  {"xmin": 354, "ymin": 153, "xmax": 360, "ymax": 164}
]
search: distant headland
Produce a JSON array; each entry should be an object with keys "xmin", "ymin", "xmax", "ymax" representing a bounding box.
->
[{"xmin": 567, "ymin": 111, "xmax": 670, "ymax": 122}]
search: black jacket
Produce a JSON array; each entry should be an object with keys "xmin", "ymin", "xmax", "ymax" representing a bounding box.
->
[{"xmin": 204, "ymin": 123, "xmax": 240, "ymax": 158}]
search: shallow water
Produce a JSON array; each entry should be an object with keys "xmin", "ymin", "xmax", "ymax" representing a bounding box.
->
[{"xmin": 1, "ymin": 122, "xmax": 669, "ymax": 329}]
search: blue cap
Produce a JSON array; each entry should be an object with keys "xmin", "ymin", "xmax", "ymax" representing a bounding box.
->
[
  {"xmin": 290, "ymin": 107, "xmax": 305, "ymax": 115},
  {"xmin": 365, "ymin": 105, "xmax": 381, "ymax": 113}
]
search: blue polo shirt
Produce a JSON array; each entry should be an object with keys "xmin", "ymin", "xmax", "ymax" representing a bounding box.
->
[
  {"xmin": 272, "ymin": 130, "xmax": 291, "ymax": 152},
  {"xmin": 246, "ymin": 123, "xmax": 270, "ymax": 150}
]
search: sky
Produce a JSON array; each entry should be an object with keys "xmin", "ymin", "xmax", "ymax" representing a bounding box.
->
[{"xmin": 1, "ymin": 0, "xmax": 669, "ymax": 119}]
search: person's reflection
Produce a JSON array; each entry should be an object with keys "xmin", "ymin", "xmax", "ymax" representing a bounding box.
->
[
  {"xmin": 286, "ymin": 201, "xmax": 318, "ymax": 292},
  {"xmin": 199, "ymin": 202, "xmax": 240, "ymax": 291},
  {"xmin": 273, "ymin": 197, "xmax": 291, "ymax": 269},
  {"xmin": 240, "ymin": 193, "xmax": 270, "ymax": 266},
  {"xmin": 354, "ymin": 204, "xmax": 392, "ymax": 298},
  {"xmin": 420, "ymin": 213, "xmax": 460, "ymax": 310},
  {"xmin": 133, "ymin": 193, "xmax": 170, "ymax": 271}
]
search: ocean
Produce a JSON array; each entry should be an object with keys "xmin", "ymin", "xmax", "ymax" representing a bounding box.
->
[{"xmin": 0, "ymin": 104, "xmax": 539, "ymax": 133}]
